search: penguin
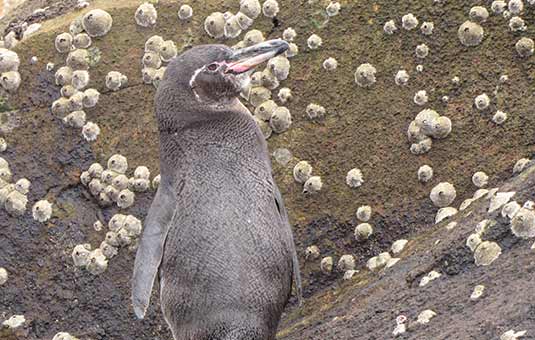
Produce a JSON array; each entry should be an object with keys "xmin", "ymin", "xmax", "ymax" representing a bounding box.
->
[{"xmin": 132, "ymin": 39, "xmax": 302, "ymax": 340}]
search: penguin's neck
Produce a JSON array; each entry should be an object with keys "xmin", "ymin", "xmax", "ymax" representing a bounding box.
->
[{"xmin": 157, "ymin": 99, "xmax": 268, "ymax": 181}]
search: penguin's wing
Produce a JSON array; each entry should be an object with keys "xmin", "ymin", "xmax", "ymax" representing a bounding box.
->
[
  {"xmin": 131, "ymin": 181, "xmax": 179, "ymax": 319},
  {"xmin": 273, "ymin": 181, "xmax": 303, "ymax": 305}
]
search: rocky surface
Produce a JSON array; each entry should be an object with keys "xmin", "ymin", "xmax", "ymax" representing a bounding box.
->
[{"xmin": 0, "ymin": 0, "xmax": 534, "ymax": 339}]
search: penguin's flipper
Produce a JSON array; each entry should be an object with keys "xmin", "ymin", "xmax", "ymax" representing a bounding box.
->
[
  {"xmin": 131, "ymin": 182, "xmax": 178, "ymax": 319},
  {"xmin": 273, "ymin": 182, "xmax": 303, "ymax": 306}
]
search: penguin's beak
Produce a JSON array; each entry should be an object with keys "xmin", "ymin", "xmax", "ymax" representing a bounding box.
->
[{"xmin": 225, "ymin": 39, "xmax": 289, "ymax": 74}]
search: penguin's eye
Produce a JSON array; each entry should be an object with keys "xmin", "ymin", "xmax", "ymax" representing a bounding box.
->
[{"xmin": 207, "ymin": 63, "xmax": 219, "ymax": 72}]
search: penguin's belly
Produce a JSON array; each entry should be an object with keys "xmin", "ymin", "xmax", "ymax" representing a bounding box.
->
[{"xmin": 159, "ymin": 178, "xmax": 292, "ymax": 329}]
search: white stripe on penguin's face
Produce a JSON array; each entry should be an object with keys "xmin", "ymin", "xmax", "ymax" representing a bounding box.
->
[{"xmin": 189, "ymin": 66, "xmax": 204, "ymax": 102}]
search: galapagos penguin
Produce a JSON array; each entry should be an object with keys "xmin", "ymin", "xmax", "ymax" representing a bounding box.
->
[{"xmin": 132, "ymin": 39, "xmax": 302, "ymax": 340}]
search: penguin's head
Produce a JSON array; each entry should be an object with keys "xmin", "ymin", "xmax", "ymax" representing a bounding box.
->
[{"xmin": 159, "ymin": 39, "xmax": 289, "ymax": 106}]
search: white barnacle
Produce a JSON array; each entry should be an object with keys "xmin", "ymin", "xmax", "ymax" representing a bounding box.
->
[
  {"xmin": 100, "ymin": 241, "xmax": 118, "ymax": 259},
  {"xmin": 320, "ymin": 256, "xmax": 333, "ymax": 274},
  {"xmin": 267, "ymin": 56, "xmax": 290, "ymax": 81},
  {"xmin": 383, "ymin": 20, "xmax": 397, "ymax": 35},
  {"xmin": 417, "ymin": 310, "xmax": 437, "ymax": 324},
  {"xmin": 105, "ymin": 231, "xmax": 119, "ymax": 247},
  {"xmin": 474, "ymin": 241, "xmax": 501, "ymax": 266},
  {"xmin": 235, "ymin": 12, "xmax": 253, "ymax": 30},
  {"xmin": 470, "ymin": 6, "xmax": 489, "ymax": 23},
  {"xmin": 475, "ymin": 93, "xmax": 490, "ymax": 110},
  {"xmin": 355, "ymin": 223, "xmax": 373, "ymax": 240},
  {"xmin": 72, "ymin": 70, "xmax": 89, "ymax": 90},
  {"xmin": 262, "ymin": 0, "xmax": 280, "ymax": 18},
  {"xmin": 395, "ymin": 70, "xmax": 409, "ymax": 86},
  {"xmin": 0, "ymin": 71, "xmax": 21, "ymax": 91},
  {"xmin": 106, "ymin": 71, "xmax": 126, "ymax": 91},
  {"xmin": 354, "ymin": 63, "xmax": 376, "ymax": 87},
  {"xmin": 249, "ymin": 86, "xmax": 271, "ymax": 107},
  {"xmin": 500, "ymin": 330, "xmax": 527, "ymax": 340},
  {"xmin": 511, "ymin": 208, "xmax": 535, "ymax": 238},
  {"xmin": 72, "ymin": 244, "xmax": 92, "ymax": 267},
  {"xmin": 88, "ymin": 178, "xmax": 104, "ymax": 196},
  {"xmin": 55, "ymin": 66, "xmax": 73, "ymax": 86},
  {"xmin": 401, "ymin": 13, "xmax": 418, "ymax": 30},
  {"xmin": 83, "ymin": 88, "xmax": 100, "ymax": 108},
  {"xmin": 458, "ymin": 21, "xmax": 484, "ymax": 47},
  {"xmin": 305, "ymin": 103, "xmax": 326, "ymax": 120},
  {"xmin": 240, "ymin": 0, "xmax": 261, "ymax": 19},
  {"xmin": 509, "ymin": 0, "xmax": 524, "ymax": 14},
  {"xmin": 66, "ymin": 49, "xmax": 89, "ymax": 70},
  {"xmin": 322, "ymin": 57, "xmax": 338, "ymax": 71},
  {"xmin": 260, "ymin": 68, "xmax": 280, "ymax": 90},
  {"xmin": 0, "ymin": 138, "xmax": 5, "ymax": 152},
  {"xmin": 2, "ymin": 315, "xmax": 26, "ymax": 329},
  {"xmin": 472, "ymin": 171, "xmax": 488, "ymax": 188},
  {"xmin": 509, "ymin": 16, "xmax": 527, "ymax": 31},
  {"xmin": 87, "ymin": 249, "xmax": 108, "ymax": 275},
  {"xmin": 337, "ymin": 254, "xmax": 355, "ymax": 271},
  {"xmin": 413, "ymin": 90, "xmax": 428, "ymax": 106},
  {"xmin": 367, "ymin": 252, "xmax": 392, "ymax": 272},
  {"xmin": 420, "ymin": 21, "xmax": 434, "ymax": 35},
  {"xmin": 502, "ymin": 201, "xmax": 521, "ymax": 219},
  {"xmin": 142, "ymin": 51, "xmax": 162, "ymax": 69},
  {"xmin": 107, "ymin": 154, "xmax": 128, "ymax": 174},
  {"xmin": 73, "ymin": 33, "xmax": 92, "ymax": 49},
  {"xmin": 133, "ymin": 166, "xmax": 150, "ymax": 180},
  {"xmin": 415, "ymin": 43, "xmax": 429, "ymax": 59},
  {"xmin": 160, "ymin": 40, "xmax": 177, "ymax": 62},
  {"xmin": 418, "ymin": 165, "xmax": 433, "ymax": 183},
  {"xmin": 87, "ymin": 163, "xmax": 103, "ymax": 179},
  {"xmin": 282, "ymin": 27, "xmax": 296, "ymax": 42},
  {"xmin": 244, "ymin": 30, "xmax": 265, "ymax": 47},
  {"xmin": 307, "ymin": 34, "xmax": 322, "ymax": 50},
  {"xmin": 254, "ymin": 100, "xmax": 278, "ymax": 121},
  {"xmin": 178, "ymin": 5, "xmax": 193, "ymax": 20},
  {"xmin": 305, "ymin": 245, "xmax": 320, "ymax": 261},
  {"xmin": 303, "ymin": 176, "xmax": 322, "ymax": 194},
  {"xmin": 145, "ymin": 36, "xmax": 164, "ymax": 54},
  {"xmin": 269, "ymin": 106, "xmax": 292, "ymax": 133},
  {"xmin": 466, "ymin": 233, "xmax": 482, "ymax": 251},
  {"xmin": 419, "ymin": 270, "xmax": 441, "ymax": 287},
  {"xmin": 435, "ymin": 207, "xmax": 457, "ymax": 224},
  {"xmin": 492, "ymin": 110, "xmax": 507, "ymax": 125},
  {"xmin": 356, "ymin": 205, "xmax": 372, "ymax": 222},
  {"xmin": 430, "ymin": 182, "xmax": 456, "ymax": 208},
  {"xmin": 0, "ymin": 49, "xmax": 20, "ymax": 73},
  {"xmin": 117, "ymin": 189, "xmax": 135, "ymax": 208},
  {"xmin": 112, "ymin": 174, "xmax": 129, "ymax": 191},
  {"xmin": 131, "ymin": 178, "xmax": 151, "ymax": 192},
  {"xmin": 391, "ymin": 239, "xmax": 408, "ymax": 255},
  {"xmin": 224, "ymin": 15, "xmax": 242, "ymax": 39},
  {"xmin": 5, "ymin": 190, "xmax": 28, "ymax": 216},
  {"xmin": 135, "ymin": 2, "xmax": 157, "ymax": 27},
  {"xmin": 0, "ymin": 267, "xmax": 7, "ymax": 285},
  {"xmin": 80, "ymin": 171, "xmax": 91, "ymax": 186},
  {"xmin": 346, "ymin": 168, "xmax": 364, "ymax": 188},
  {"xmin": 60, "ymin": 85, "xmax": 76, "ymax": 98},
  {"xmin": 516, "ymin": 37, "xmax": 534, "ymax": 57},
  {"xmin": 204, "ymin": 12, "xmax": 226, "ymax": 39},
  {"xmin": 470, "ymin": 284, "xmax": 485, "ymax": 300},
  {"xmin": 293, "ymin": 161, "xmax": 312, "ymax": 184},
  {"xmin": 124, "ymin": 214, "xmax": 143, "ymax": 236},
  {"xmin": 277, "ymin": 87, "xmax": 292, "ymax": 103},
  {"xmin": 0, "ymin": 166, "xmax": 11, "ymax": 181},
  {"xmin": 82, "ymin": 122, "xmax": 100, "ymax": 142},
  {"xmin": 491, "ymin": 1, "xmax": 507, "ymax": 14},
  {"xmin": 326, "ymin": 1, "xmax": 341, "ymax": 16},
  {"xmin": 254, "ymin": 117, "xmax": 272, "ymax": 139},
  {"xmin": 55, "ymin": 32, "xmax": 73, "ymax": 53},
  {"xmin": 488, "ymin": 191, "xmax": 516, "ymax": 213},
  {"xmin": 14, "ymin": 178, "xmax": 30, "ymax": 194},
  {"xmin": 32, "ymin": 199, "xmax": 52, "ymax": 222},
  {"xmin": 82, "ymin": 9, "xmax": 113, "ymax": 37}
]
